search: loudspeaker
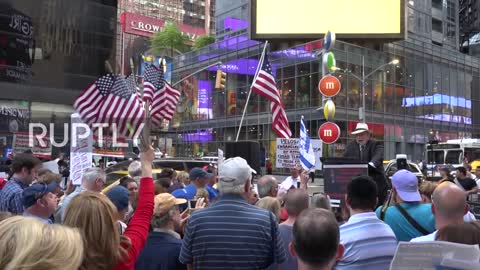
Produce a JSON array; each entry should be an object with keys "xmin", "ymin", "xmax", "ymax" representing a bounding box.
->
[{"xmin": 225, "ymin": 141, "xmax": 261, "ymax": 175}]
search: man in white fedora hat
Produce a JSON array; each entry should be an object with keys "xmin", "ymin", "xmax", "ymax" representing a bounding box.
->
[{"xmin": 344, "ymin": 122, "xmax": 388, "ymax": 206}]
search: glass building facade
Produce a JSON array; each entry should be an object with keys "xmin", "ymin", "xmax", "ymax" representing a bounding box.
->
[
  {"xmin": 119, "ymin": 0, "xmax": 215, "ymax": 34},
  {"xmin": 407, "ymin": 0, "xmax": 458, "ymax": 50},
  {"xmin": 0, "ymin": 0, "xmax": 117, "ymax": 156},
  {"xmin": 168, "ymin": 36, "xmax": 480, "ymax": 163}
]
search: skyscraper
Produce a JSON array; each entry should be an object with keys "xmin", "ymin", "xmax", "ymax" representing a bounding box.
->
[
  {"xmin": 459, "ymin": 0, "xmax": 480, "ymax": 54},
  {"xmin": 406, "ymin": 0, "xmax": 458, "ymax": 50}
]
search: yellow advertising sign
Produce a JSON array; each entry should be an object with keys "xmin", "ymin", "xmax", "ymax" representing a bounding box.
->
[{"xmin": 251, "ymin": 0, "xmax": 404, "ymax": 39}]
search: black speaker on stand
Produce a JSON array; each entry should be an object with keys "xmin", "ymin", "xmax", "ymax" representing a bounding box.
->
[{"xmin": 225, "ymin": 141, "xmax": 261, "ymax": 177}]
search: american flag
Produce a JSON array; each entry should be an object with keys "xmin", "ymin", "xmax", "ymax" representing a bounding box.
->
[
  {"xmin": 251, "ymin": 54, "xmax": 292, "ymax": 138},
  {"xmin": 142, "ymin": 63, "xmax": 165, "ymax": 103},
  {"xmin": 150, "ymin": 82, "xmax": 181, "ymax": 126},
  {"xmin": 74, "ymin": 74, "xmax": 145, "ymax": 139},
  {"xmin": 74, "ymin": 75, "xmax": 114, "ymax": 126}
]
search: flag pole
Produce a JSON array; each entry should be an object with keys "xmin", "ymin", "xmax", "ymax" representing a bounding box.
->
[{"xmin": 235, "ymin": 41, "xmax": 268, "ymax": 142}]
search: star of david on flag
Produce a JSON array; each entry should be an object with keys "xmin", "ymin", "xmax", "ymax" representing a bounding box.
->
[{"xmin": 299, "ymin": 115, "xmax": 315, "ymax": 170}]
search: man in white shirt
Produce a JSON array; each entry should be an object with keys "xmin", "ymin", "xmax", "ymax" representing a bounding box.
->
[
  {"xmin": 411, "ymin": 181, "xmax": 468, "ymax": 242},
  {"xmin": 336, "ymin": 176, "xmax": 397, "ymax": 270},
  {"xmin": 278, "ymin": 165, "xmax": 308, "ymax": 197}
]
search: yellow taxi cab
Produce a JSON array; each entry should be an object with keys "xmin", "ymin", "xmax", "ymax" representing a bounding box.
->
[
  {"xmin": 383, "ymin": 159, "xmax": 425, "ymax": 182},
  {"xmin": 102, "ymin": 169, "xmax": 164, "ymax": 193},
  {"xmin": 470, "ymin": 160, "xmax": 480, "ymax": 172}
]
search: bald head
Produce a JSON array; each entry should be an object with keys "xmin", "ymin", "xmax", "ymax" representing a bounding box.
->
[
  {"xmin": 257, "ymin": 175, "xmax": 278, "ymax": 198},
  {"xmin": 432, "ymin": 182, "xmax": 467, "ymax": 220},
  {"xmin": 285, "ymin": 189, "xmax": 309, "ymax": 217}
]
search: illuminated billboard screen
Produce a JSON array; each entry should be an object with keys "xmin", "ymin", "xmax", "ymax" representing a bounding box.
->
[{"xmin": 250, "ymin": 0, "xmax": 405, "ymax": 40}]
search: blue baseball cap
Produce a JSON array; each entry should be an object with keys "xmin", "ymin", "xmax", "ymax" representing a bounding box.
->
[
  {"xmin": 189, "ymin": 167, "xmax": 209, "ymax": 180},
  {"xmin": 23, "ymin": 182, "xmax": 58, "ymax": 208},
  {"xmin": 392, "ymin": 169, "xmax": 421, "ymax": 202},
  {"xmin": 106, "ymin": 186, "xmax": 129, "ymax": 211}
]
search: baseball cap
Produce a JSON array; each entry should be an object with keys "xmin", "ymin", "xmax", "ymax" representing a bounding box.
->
[
  {"xmin": 392, "ymin": 169, "xmax": 421, "ymax": 202},
  {"xmin": 154, "ymin": 193, "xmax": 187, "ymax": 216},
  {"xmin": 23, "ymin": 182, "xmax": 58, "ymax": 208},
  {"xmin": 106, "ymin": 186, "xmax": 129, "ymax": 211},
  {"xmin": 189, "ymin": 167, "xmax": 209, "ymax": 180},
  {"xmin": 218, "ymin": 157, "xmax": 256, "ymax": 187}
]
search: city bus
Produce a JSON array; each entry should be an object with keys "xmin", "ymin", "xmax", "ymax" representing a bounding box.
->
[{"xmin": 426, "ymin": 139, "xmax": 480, "ymax": 170}]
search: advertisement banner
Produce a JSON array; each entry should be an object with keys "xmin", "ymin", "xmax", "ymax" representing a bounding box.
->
[
  {"xmin": 275, "ymin": 138, "xmax": 322, "ymax": 170},
  {"xmin": 70, "ymin": 114, "xmax": 93, "ymax": 185},
  {"xmin": 12, "ymin": 132, "xmax": 52, "ymax": 159},
  {"xmin": 197, "ymin": 80, "xmax": 213, "ymax": 119},
  {"xmin": 92, "ymin": 135, "xmax": 126, "ymax": 158}
]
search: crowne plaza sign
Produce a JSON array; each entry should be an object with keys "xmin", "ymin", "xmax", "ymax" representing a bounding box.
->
[{"xmin": 120, "ymin": 12, "xmax": 206, "ymax": 40}]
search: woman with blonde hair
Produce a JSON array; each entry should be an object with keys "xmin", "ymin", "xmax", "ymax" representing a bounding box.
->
[
  {"xmin": 63, "ymin": 147, "xmax": 156, "ymax": 270},
  {"xmin": 256, "ymin": 196, "xmax": 282, "ymax": 222},
  {"xmin": 0, "ymin": 216, "xmax": 83, "ymax": 270},
  {"xmin": 177, "ymin": 171, "xmax": 190, "ymax": 186}
]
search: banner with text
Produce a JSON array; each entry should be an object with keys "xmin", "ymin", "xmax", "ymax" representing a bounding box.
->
[
  {"xmin": 13, "ymin": 132, "xmax": 52, "ymax": 159},
  {"xmin": 276, "ymin": 138, "xmax": 322, "ymax": 170},
  {"xmin": 70, "ymin": 113, "xmax": 93, "ymax": 185},
  {"xmin": 92, "ymin": 135, "xmax": 126, "ymax": 158}
]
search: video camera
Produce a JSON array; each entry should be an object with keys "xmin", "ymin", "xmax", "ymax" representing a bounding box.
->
[{"xmin": 396, "ymin": 154, "xmax": 408, "ymax": 171}]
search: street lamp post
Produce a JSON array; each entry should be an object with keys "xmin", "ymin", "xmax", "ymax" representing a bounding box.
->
[{"xmin": 335, "ymin": 57, "xmax": 399, "ymax": 123}]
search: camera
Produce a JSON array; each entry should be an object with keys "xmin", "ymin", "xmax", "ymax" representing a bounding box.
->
[{"xmin": 396, "ymin": 154, "xmax": 408, "ymax": 171}]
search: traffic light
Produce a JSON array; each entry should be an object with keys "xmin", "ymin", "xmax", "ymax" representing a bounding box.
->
[{"xmin": 215, "ymin": 69, "xmax": 226, "ymax": 89}]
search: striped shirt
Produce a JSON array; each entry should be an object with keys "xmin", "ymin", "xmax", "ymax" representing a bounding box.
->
[
  {"xmin": 179, "ymin": 194, "xmax": 286, "ymax": 269},
  {"xmin": 0, "ymin": 179, "xmax": 28, "ymax": 214},
  {"xmin": 336, "ymin": 212, "xmax": 398, "ymax": 270}
]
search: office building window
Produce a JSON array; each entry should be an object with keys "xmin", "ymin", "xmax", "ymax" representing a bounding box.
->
[{"xmin": 432, "ymin": 18, "xmax": 442, "ymax": 32}]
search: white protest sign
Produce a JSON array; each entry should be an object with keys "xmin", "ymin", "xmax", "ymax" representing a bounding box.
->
[
  {"xmin": 218, "ymin": 148, "xmax": 224, "ymax": 166},
  {"xmin": 276, "ymin": 138, "xmax": 322, "ymax": 170},
  {"xmin": 391, "ymin": 241, "xmax": 480, "ymax": 270},
  {"xmin": 42, "ymin": 159, "xmax": 59, "ymax": 174},
  {"xmin": 70, "ymin": 113, "xmax": 93, "ymax": 185}
]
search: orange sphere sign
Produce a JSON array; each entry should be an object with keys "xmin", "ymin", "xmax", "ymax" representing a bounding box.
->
[{"xmin": 318, "ymin": 75, "xmax": 341, "ymax": 97}]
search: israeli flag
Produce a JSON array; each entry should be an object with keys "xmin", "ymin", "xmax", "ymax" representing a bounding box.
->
[{"xmin": 299, "ymin": 116, "xmax": 316, "ymax": 170}]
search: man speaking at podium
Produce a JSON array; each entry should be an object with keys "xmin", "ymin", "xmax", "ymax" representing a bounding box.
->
[{"xmin": 344, "ymin": 123, "xmax": 388, "ymax": 205}]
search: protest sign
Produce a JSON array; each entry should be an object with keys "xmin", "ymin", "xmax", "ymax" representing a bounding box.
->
[
  {"xmin": 391, "ymin": 241, "xmax": 480, "ymax": 270},
  {"xmin": 92, "ymin": 135, "xmax": 126, "ymax": 158},
  {"xmin": 275, "ymin": 138, "xmax": 322, "ymax": 169},
  {"xmin": 13, "ymin": 132, "xmax": 52, "ymax": 159},
  {"xmin": 70, "ymin": 113, "xmax": 93, "ymax": 185}
]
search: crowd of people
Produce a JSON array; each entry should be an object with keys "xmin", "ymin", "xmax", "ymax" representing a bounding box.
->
[{"xmin": 0, "ymin": 144, "xmax": 479, "ymax": 269}]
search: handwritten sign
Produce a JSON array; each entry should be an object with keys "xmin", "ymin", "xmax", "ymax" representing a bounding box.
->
[
  {"xmin": 275, "ymin": 138, "xmax": 322, "ymax": 170},
  {"xmin": 70, "ymin": 113, "xmax": 93, "ymax": 185}
]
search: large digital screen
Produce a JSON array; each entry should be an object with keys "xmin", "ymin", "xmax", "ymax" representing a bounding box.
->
[
  {"xmin": 402, "ymin": 94, "xmax": 472, "ymax": 109},
  {"xmin": 251, "ymin": 0, "xmax": 405, "ymax": 40}
]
